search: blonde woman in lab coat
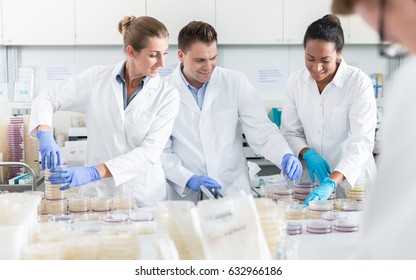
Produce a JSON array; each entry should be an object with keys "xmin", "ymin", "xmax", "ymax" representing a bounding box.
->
[
  {"xmin": 281, "ymin": 15, "xmax": 377, "ymax": 205},
  {"xmin": 161, "ymin": 21, "xmax": 302, "ymax": 202},
  {"xmin": 333, "ymin": 0, "xmax": 416, "ymax": 259},
  {"xmin": 29, "ymin": 16, "xmax": 179, "ymax": 207}
]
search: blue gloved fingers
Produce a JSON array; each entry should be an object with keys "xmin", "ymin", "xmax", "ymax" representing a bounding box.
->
[
  {"xmin": 41, "ymin": 152, "xmax": 47, "ymax": 170},
  {"xmin": 304, "ymin": 192, "xmax": 319, "ymax": 205},
  {"xmin": 325, "ymin": 162, "xmax": 332, "ymax": 174},
  {"xmin": 202, "ymin": 181, "xmax": 221, "ymax": 189},
  {"xmin": 316, "ymin": 168, "xmax": 328, "ymax": 184},
  {"xmin": 308, "ymin": 170, "xmax": 316, "ymax": 185},
  {"xmin": 59, "ymin": 184, "xmax": 71, "ymax": 191},
  {"xmin": 204, "ymin": 178, "xmax": 222, "ymax": 189},
  {"xmin": 291, "ymin": 164, "xmax": 302, "ymax": 181}
]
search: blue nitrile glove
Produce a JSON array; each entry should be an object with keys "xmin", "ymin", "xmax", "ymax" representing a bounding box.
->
[
  {"xmin": 186, "ymin": 175, "xmax": 222, "ymax": 192},
  {"xmin": 37, "ymin": 130, "xmax": 62, "ymax": 170},
  {"xmin": 281, "ymin": 153, "xmax": 303, "ymax": 181},
  {"xmin": 48, "ymin": 166, "xmax": 101, "ymax": 190},
  {"xmin": 304, "ymin": 177, "xmax": 336, "ymax": 205},
  {"xmin": 303, "ymin": 149, "xmax": 332, "ymax": 184}
]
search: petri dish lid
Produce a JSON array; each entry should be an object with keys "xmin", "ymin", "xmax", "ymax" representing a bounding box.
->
[
  {"xmin": 130, "ymin": 210, "xmax": 154, "ymax": 222},
  {"xmin": 281, "ymin": 171, "xmax": 296, "ymax": 189},
  {"xmin": 48, "ymin": 215, "xmax": 74, "ymax": 224},
  {"xmin": 102, "ymin": 213, "xmax": 129, "ymax": 223},
  {"xmin": 287, "ymin": 222, "xmax": 302, "ymax": 231},
  {"xmin": 307, "ymin": 220, "xmax": 332, "ymax": 230}
]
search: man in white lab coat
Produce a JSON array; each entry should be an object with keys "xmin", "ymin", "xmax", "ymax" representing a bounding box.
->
[
  {"xmin": 161, "ymin": 21, "xmax": 302, "ymax": 202},
  {"xmin": 332, "ymin": 0, "xmax": 416, "ymax": 259},
  {"xmin": 29, "ymin": 16, "xmax": 179, "ymax": 207},
  {"xmin": 281, "ymin": 15, "xmax": 377, "ymax": 205}
]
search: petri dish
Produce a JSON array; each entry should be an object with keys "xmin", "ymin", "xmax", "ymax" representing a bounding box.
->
[
  {"xmin": 129, "ymin": 210, "xmax": 154, "ymax": 222},
  {"xmin": 281, "ymin": 172, "xmax": 296, "ymax": 189},
  {"xmin": 321, "ymin": 211, "xmax": 346, "ymax": 222},
  {"xmin": 48, "ymin": 215, "xmax": 74, "ymax": 224},
  {"xmin": 309, "ymin": 200, "xmax": 334, "ymax": 211},
  {"xmin": 102, "ymin": 213, "xmax": 129, "ymax": 223}
]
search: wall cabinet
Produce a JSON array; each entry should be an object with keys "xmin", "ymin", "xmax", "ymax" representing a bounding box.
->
[
  {"xmin": 146, "ymin": 0, "xmax": 215, "ymax": 45},
  {"xmin": 284, "ymin": 0, "xmax": 337, "ymax": 44},
  {"xmin": 347, "ymin": 15, "xmax": 378, "ymax": 44},
  {"xmin": 216, "ymin": 0, "xmax": 283, "ymax": 44},
  {"xmin": 2, "ymin": 0, "xmax": 75, "ymax": 45},
  {"xmin": 0, "ymin": 0, "xmax": 381, "ymax": 46},
  {"xmin": 0, "ymin": 2, "xmax": 3, "ymax": 45},
  {"xmin": 75, "ymin": 0, "xmax": 145, "ymax": 45}
]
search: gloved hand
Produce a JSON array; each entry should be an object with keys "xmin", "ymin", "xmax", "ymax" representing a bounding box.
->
[
  {"xmin": 303, "ymin": 149, "xmax": 332, "ymax": 184},
  {"xmin": 186, "ymin": 175, "xmax": 222, "ymax": 192},
  {"xmin": 304, "ymin": 177, "xmax": 336, "ymax": 205},
  {"xmin": 281, "ymin": 153, "xmax": 302, "ymax": 181},
  {"xmin": 37, "ymin": 130, "xmax": 62, "ymax": 170},
  {"xmin": 48, "ymin": 166, "xmax": 101, "ymax": 190}
]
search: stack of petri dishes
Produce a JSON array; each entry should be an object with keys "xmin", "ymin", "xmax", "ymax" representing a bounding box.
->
[
  {"xmin": 43, "ymin": 167, "xmax": 69, "ymax": 216},
  {"xmin": 293, "ymin": 183, "xmax": 315, "ymax": 203},
  {"xmin": 8, "ymin": 117, "xmax": 25, "ymax": 178},
  {"xmin": 91, "ymin": 197, "xmax": 113, "ymax": 212},
  {"xmin": 113, "ymin": 196, "xmax": 134, "ymax": 214},
  {"xmin": 129, "ymin": 208, "xmax": 156, "ymax": 234},
  {"xmin": 333, "ymin": 219, "xmax": 359, "ymax": 232},
  {"xmin": 306, "ymin": 220, "xmax": 332, "ymax": 234},
  {"xmin": 272, "ymin": 185, "xmax": 294, "ymax": 201},
  {"xmin": 255, "ymin": 198, "xmax": 286, "ymax": 255},
  {"xmin": 285, "ymin": 204, "xmax": 308, "ymax": 220},
  {"xmin": 63, "ymin": 235, "xmax": 100, "ymax": 260},
  {"xmin": 346, "ymin": 188, "xmax": 366, "ymax": 201},
  {"xmin": 307, "ymin": 200, "xmax": 334, "ymax": 219},
  {"xmin": 334, "ymin": 198, "xmax": 364, "ymax": 211},
  {"xmin": 155, "ymin": 201, "xmax": 204, "ymax": 260},
  {"xmin": 99, "ymin": 228, "xmax": 140, "ymax": 260},
  {"xmin": 68, "ymin": 197, "xmax": 91, "ymax": 213},
  {"xmin": 286, "ymin": 222, "xmax": 302, "ymax": 235}
]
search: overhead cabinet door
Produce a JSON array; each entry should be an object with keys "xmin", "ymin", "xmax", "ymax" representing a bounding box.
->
[
  {"xmin": 216, "ymin": 0, "xmax": 284, "ymax": 44},
  {"xmin": 2, "ymin": 0, "xmax": 75, "ymax": 45},
  {"xmin": 75, "ymin": 0, "xmax": 146, "ymax": 45},
  {"xmin": 147, "ymin": 0, "xmax": 215, "ymax": 45}
]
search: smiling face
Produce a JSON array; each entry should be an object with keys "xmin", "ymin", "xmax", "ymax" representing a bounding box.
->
[
  {"xmin": 178, "ymin": 41, "xmax": 218, "ymax": 89},
  {"xmin": 305, "ymin": 39, "xmax": 342, "ymax": 85},
  {"xmin": 127, "ymin": 36, "xmax": 169, "ymax": 78}
]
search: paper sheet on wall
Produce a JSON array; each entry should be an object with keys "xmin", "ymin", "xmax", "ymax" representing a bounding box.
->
[
  {"xmin": 14, "ymin": 67, "xmax": 35, "ymax": 102},
  {"xmin": 45, "ymin": 65, "xmax": 75, "ymax": 87},
  {"xmin": 0, "ymin": 83, "xmax": 9, "ymax": 102},
  {"xmin": 158, "ymin": 66, "xmax": 175, "ymax": 78},
  {"xmin": 256, "ymin": 66, "xmax": 288, "ymax": 90}
]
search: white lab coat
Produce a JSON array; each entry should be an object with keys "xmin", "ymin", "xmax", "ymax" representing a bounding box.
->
[
  {"xmin": 281, "ymin": 59, "xmax": 377, "ymax": 190},
  {"xmin": 29, "ymin": 61, "xmax": 180, "ymax": 207},
  {"xmin": 161, "ymin": 64, "xmax": 293, "ymax": 202},
  {"xmin": 359, "ymin": 56, "xmax": 416, "ymax": 259}
]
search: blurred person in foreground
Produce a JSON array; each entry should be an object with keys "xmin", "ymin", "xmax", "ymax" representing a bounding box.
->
[{"xmin": 332, "ymin": 0, "xmax": 416, "ymax": 259}]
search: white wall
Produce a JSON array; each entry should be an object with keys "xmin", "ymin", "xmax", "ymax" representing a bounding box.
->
[{"xmin": 0, "ymin": 44, "xmax": 388, "ymax": 136}]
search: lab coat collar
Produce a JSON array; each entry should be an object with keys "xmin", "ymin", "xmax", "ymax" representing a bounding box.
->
[
  {"xmin": 301, "ymin": 57, "xmax": 348, "ymax": 88},
  {"xmin": 113, "ymin": 61, "xmax": 161, "ymax": 114},
  {"xmin": 173, "ymin": 63, "xmax": 202, "ymax": 115},
  {"xmin": 201, "ymin": 67, "xmax": 219, "ymax": 113},
  {"xmin": 330, "ymin": 58, "xmax": 348, "ymax": 88}
]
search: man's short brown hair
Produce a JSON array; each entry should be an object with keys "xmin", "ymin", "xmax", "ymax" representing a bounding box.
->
[{"xmin": 332, "ymin": 0, "xmax": 358, "ymax": 14}]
